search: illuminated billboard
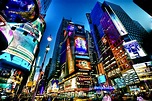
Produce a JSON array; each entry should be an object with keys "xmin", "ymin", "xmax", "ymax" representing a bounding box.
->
[
  {"xmin": 97, "ymin": 63, "xmax": 105, "ymax": 74},
  {"xmin": 122, "ymin": 69, "xmax": 140, "ymax": 85},
  {"xmin": 114, "ymin": 78, "xmax": 126, "ymax": 88},
  {"xmin": 9, "ymin": 17, "xmax": 45, "ymax": 42},
  {"xmin": 123, "ymin": 40, "xmax": 147, "ymax": 59},
  {"xmin": 133, "ymin": 62, "xmax": 152, "ymax": 81},
  {"xmin": 98, "ymin": 75, "xmax": 106, "ymax": 84},
  {"xmin": 0, "ymin": 26, "xmax": 38, "ymax": 71},
  {"xmin": 31, "ymin": 17, "xmax": 46, "ymax": 41},
  {"xmin": 51, "ymin": 80, "xmax": 59, "ymax": 92},
  {"xmin": 0, "ymin": 67, "xmax": 23, "ymax": 92},
  {"xmin": 67, "ymin": 38, "xmax": 75, "ymax": 74},
  {"xmin": 0, "ymin": 0, "xmax": 39, "ymax": 23},
  {"xmin": 67, "ymin": 24, "xmax": 74, "ymax": 31},
  {"xmin": 76, "ymin": 59, "xmax": 91, "ymax": 71},
  {"xmin": 64, "ymin": 77, "xmax": 77, "ymax": 91},
  {"xmin": 75, "ymin": 36, "xmax": 88, "ymax": 55},
  {"xmin": 60, "ymin": 63, "xmax": 68, "ymax": 79}
]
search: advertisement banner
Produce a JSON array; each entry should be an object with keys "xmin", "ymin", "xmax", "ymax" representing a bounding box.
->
[
  {"xmin": 0, "ymin": 26, "xmax": 38, "ymax": 71},
  {"xmin": 133, "ymin": 62, "xmax": 152, "ymax": 80},
  {"xmin": 74, "ymin": 36, "xmax": 88, "ymax": 55},
  {"xmin": 76, "ymin": 59, "xmax": 91, "ymax": 71},
  {"xmin": 123, "ymin": 40, "xmax": 147, "ymax": 59},
  {"xmin": 122, "ymin": 69, "xmax": 140, "ymax": 85},
  {"xmin": 67, "ymin": 38, "xmax": 75, "ymax": 74}
]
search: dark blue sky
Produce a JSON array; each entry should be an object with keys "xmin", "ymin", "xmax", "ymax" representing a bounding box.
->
[{"xmin": 38, "ymin": 0, "xmax": 152, "ymax": 69}]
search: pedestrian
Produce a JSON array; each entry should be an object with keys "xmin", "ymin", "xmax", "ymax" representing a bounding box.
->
[
  {"xmin": 137, "ymin": 93, "xmax": 144, "ymax": 101},
  {"xmin": 102, "ymin": 93, "xmax": 112, "ymax": 101}
]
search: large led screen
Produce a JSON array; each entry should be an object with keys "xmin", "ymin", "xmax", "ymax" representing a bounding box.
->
[
  {"xmin": 31, "ymin": 17, "xmax": 45, "ymax": 41},
  {"xmin": 76, "ymin": 59, "xmax": 91, "ymax": 71},
  {"xmin": 0, "ymin": 0, "xmax": 39, "ymax": 23},
  {"xmin": 133, "ymin": 62, "xmax": 152, "ymax": 81},
  {"xmin": 114, "ymin": 78, "xmax": 126, "ymax": 88},
  {"xmin": 9, "ymin": 17, "xmax": 45, "ymax": 42},
  {"xmin": 64, "ymin": 77, "xmax": 77, "ymax": 91},
  {"xmin": 51, "ymin": 80, "xmax": 59, "ymax": 92},
  {"xmin": 67, "ymin": 24, "xmax": 74, "ymax": 31},
  {"xmin": 0, "ymin": 67, "xmax": 23, "ymax": 92},
  {"xmin": 123, "ymin": 40, "xmax": 147, "ymax": 59},
  {"xmin": 98, "ymin": 75, "xmax": 106, "ymax": 84},
  {"xmin": 0, "ymin": 27, "xmax": 38, "ymax": 71},
  {"xmin": 75, "ymin": 36, "xmax": 88, "ymax": 55},
  {"xmin": 122, "ymin": 69, "xmax": 140, "ymax": 85}
]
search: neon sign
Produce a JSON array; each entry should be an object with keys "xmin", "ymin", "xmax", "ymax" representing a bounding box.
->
[
  {"xmin": 0, "ymin": 53, "xmax": 31, "ymax": 71},
  {"xmin": 94, "ymin": 86, "xmax": 115, "ymax": 90}
]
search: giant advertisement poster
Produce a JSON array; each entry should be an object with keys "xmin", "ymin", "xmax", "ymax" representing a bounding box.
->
[
  {"xmin": 74, "ymin": 36, "xmax": 88, "ymax": 55},
  {"xmin": 67, "ymin": 38, "xmax": 75, "ymax": 74},
  {"xmin": 133, "ymin": 62, "xmax": 152, "ymax": 81},
  {"xmin": 123, "ymin": 40, "xmax": 147, "ymax": 59},
  {"xmin": 0, "ymin": 27, "xmax": 38, "ymax": 71},
  {"xmin": 76, "ymin": 59, "xmax": 91, "ymax": 71}
]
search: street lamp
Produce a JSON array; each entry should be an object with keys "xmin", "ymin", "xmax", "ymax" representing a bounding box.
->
[
  {"xmin": 32, "ymin": 35, "xmax": 52, "ymax": 101},
  {"xmin": 40, "ymin": 44, "xmax": 50, "ymax": 72},
  {"xmin": 47, "ymin": 36, "xmax": 52, "ymax": 42}
]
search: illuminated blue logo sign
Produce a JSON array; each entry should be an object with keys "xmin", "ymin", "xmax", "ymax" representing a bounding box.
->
[{"xmin": 0, "ymin": 53, "xmax": 31, "ymax": 71}]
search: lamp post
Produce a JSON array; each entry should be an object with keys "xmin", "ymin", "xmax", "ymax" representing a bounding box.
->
[{"xmin": 32, "ymin": 36, "xmax": 52, "ymax": 101}]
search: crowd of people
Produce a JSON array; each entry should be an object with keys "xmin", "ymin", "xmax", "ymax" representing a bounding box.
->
[
  {"xmin": 99, "ymin": 91, "xmax": 152, "ymax": 101},
  {"xmin": 89, "ymin": 91, "xmax": 152, "ymax": 101},
  {"xmin": 0, "ymin": 91, "xmax": 152, "ymax": 101}
]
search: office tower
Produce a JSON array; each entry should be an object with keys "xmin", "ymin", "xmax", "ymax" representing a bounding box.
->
[
  {"xmin": 87, "ymin": 1, "xmax": 151, "ymax": 92},
  {"xmin": 39, "ymin": 0, "xmax": 52, "ymax": 17},
  {"xmin": 47, "ymin": 19, "xmax": 93, "ymax": 96},
  {"xmin": 133, "ymin": 0, "xmax": 152, "ymax": 16},
  {"xmin": 47, "ymin": 18, "xmax": 72, "ymax": 80}
]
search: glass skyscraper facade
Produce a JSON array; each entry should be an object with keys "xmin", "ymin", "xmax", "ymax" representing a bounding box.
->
[{"xmin": 87, "ymin": 1, "xmax": 152, "ymax": 92}]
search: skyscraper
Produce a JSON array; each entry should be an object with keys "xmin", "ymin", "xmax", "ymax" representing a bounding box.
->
[
  {"xmin": 47, "ymin": 18, "xmax": 72, "ymax": 80},
  {"xmin": 87, "ymin": 1, "xmax": 151, "ymax": 91},
  {"xmin": 47, "ymin": 18, "xmax": 94, "ymax": 95}
]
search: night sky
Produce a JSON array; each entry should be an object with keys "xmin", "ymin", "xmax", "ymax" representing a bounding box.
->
[{"xmin": 38, "ymin": 0, "xmax": 152, "ymax": 69}]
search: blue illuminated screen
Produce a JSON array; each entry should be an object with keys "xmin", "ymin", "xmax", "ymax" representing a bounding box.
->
[
  {"xmin": 98, "ymin": 75, "xmax": 106, "ymax": 84},
  {"xmin": 75, "ymin": 36, "xmax": 88, "ymax": 55}
]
